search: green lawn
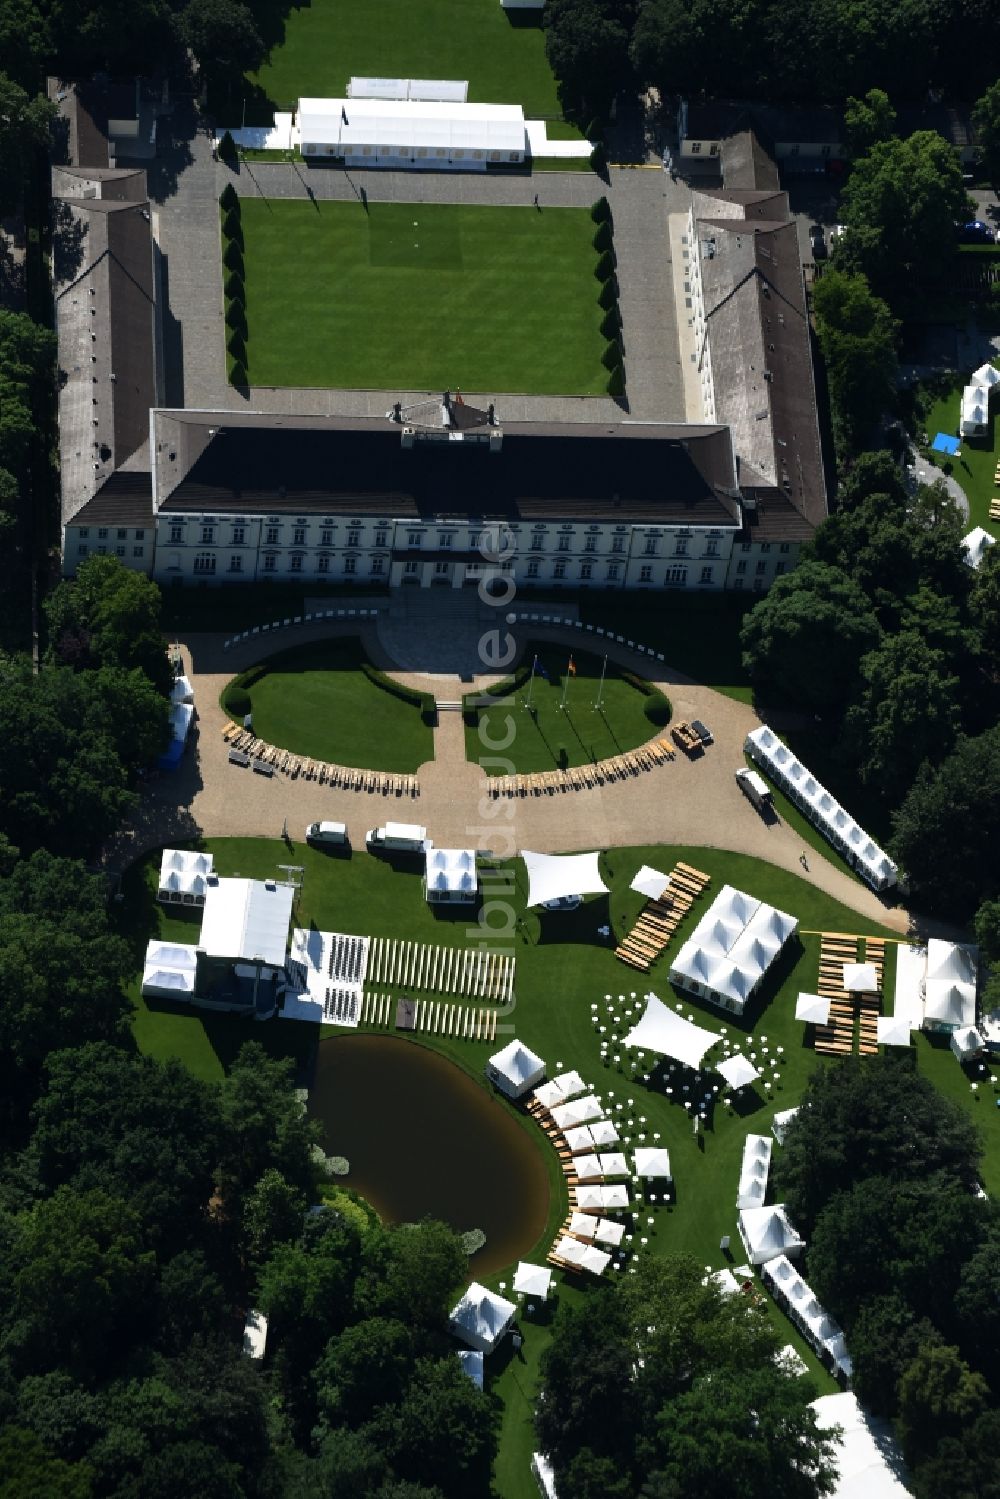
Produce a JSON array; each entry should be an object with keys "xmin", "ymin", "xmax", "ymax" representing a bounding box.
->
[
  {"xmin": 247, "ymin": 0, "xmax": 573, "ymax": 122},
  {"xmin": 468, "ymin": 644, "xmax": 664, "ymax": 773},
  {"xmin": 238, "ymin": 199, "xmax": 608, "ymax": 394},
  {"xmin": 123, "ymin": 838, "xmax": 1000, "ymax": 1498},
  {"xmin": 926, "ymin": 370, "xmax": 1000, "ymax": 538},
  {"xmin": 225, "ymin": 638, "xmax": 433, "ymax": 771}
]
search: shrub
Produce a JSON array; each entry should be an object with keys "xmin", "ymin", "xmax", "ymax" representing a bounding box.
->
[
  {"xmin": 597, "ymin": 276, "xmax": 618, "ymax": 311},
  {"xmin": 224, "ymin": 686, "xmax": 251, "ymax": 718},
  {"xmin": 590, "ymin": 196, "xmax": 611, "ymax": 224},
  {"xmin": 594, "ymin": 248, "xmax": 616, "ymax": 281},
  {"xmin": 360, "ymin": 661, "xmax": 435, "ymax": 722},
  {"xmin": 600, "ymin": 307, "xmax": 620, "ymax": 340},
  {"xmin": 227, "ymin": 356, "xmax": 247, "ymax": 387},
  {"xmin": 225, "ymin": 298, "xmax": 247, "ymax": 334},
  {"xmin": 219, "ymin": 182, "xmax": 239, "ymax": 212},
  {"xmin": 590, "ymin": 143, "xmax": 606, "ymax": 172},
  {"xmin": 592, "ymin": 220, "xmax": 613, "ymax": 254},
  {"xmin": 601, "ymin": 338, "xmax": 621, "ymax": 370},
  {"xmin": 586, "ymin": 125, "xmax": 605, "ymax": 151},
  {"xmin": 226, "ymin": 327, "xmax": 246, "ymax": 360},
  {"xmin": 238, "ymin": 664, "xmax": 269, "ymax": 690},
  {"xmin": 223, "ymin": 209, "xmax": 244, "ymax": 248},
  {"xmin": 223, "ymin": 239, "xmax": 244, "ymax": 273},
  {"xmin": 463, "ymin": 705, "xmax": 479, "ymax": 729},
  {"xmin": 218, "ymin": 130, "xmax": 238, "ymax": 166},
  {"xmin": 224, "ymin": 269, "xmax": 244, "ymax": 302},
  {"xmin": 607, "ymin": 363, "xmax": 625, "ymax": 400},
  {"xmin": 643, "ymin": 690, "xmax": 671, "ymax": 726},
  {"xmin": 557, "ymin": 745, "xmax": 569, "ymax": 769}
]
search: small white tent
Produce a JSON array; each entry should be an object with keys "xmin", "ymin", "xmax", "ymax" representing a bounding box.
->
[
  {"xmin": 961, "ymin": 526, "xmax": 997, "ymax": 570},
  {"xmin": 736, "ymin": 1133, "xmax": 773, "ymax": 1209},
  {"xmin": 876, "ymin": 1015, "xmax": 912, "ymax": 1048},
  {"xmin": 522, "ymin": 850, "xmax": 608, "ymax": 907},
  {"xmin": 457, "ymin": 1349, "xmax": 484, "ymax": 1388},
  {"xmin": 485, "ymin": 1039, "xmax": 546, "ymax": 1099},
  {"xmin": 633, "ymin": 1146, "xmax": 672, "ymax": 1179},
  {"xmin": 795, "ymin": 992, "xmax": 832, "ymax": 1025},
  {"xmin": 738, "ymin": 1203, "xmax": 804, "ymax": 1265},
  {"xmin": 771, "ymin": 1107, "xmax": 800, "ymax": 1146},
  {"xmin": 550, "ymin": 1095, "xmax": 603, "ymax": 1130},
  {"xmin": 630, "ymin": 865, "xmax": 671, "ymax": 900},
  {"xmin": 718, "ymin": 1053, "xmax": 760, "ymax": 1090},
  {"xmin": 924, "ymin": 939, "xmax": 978, "ymax": 1032},
  {"xmin": 513, "ymin": 1262, "xmax": 553, "ymax": 1299},
  {"xmin": 843, "ymin": 962, "xmax": 879, "ymax": 993},
  {"xmin": 449, "ymin": 1282, "xmax": 516, "ymax": 1354},
  {"xmin": 950, "ymin": 1025, "xmax": 985, "ymax": 1061}
]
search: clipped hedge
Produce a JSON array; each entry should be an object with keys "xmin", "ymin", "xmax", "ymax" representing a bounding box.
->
[
  {"xmin": 597, "ymin": 276, "xmax": 618, "ymax": 311},
  {"xmin": 218, "ymin": 130, "xmax": 238, "ymax": 166},
  {"xmin": 360, "ymin": 661, "xmax": 436, "ymax": 721},
  {"xmin": 643, "ymin": 690, "xmax": 671, "ymax": 726},
  {"xmin": 224, "ymin": 269, "xmax": 245, "ymax": 302},
  {"xmin": 223, "ymin": 239, "xmax": 244, "ymax": 273},
  {"xmin": 224, "ymin": 686, "xmax": 251, "ymax": 718},
  {"xmin": 225, "ymin": 297, "xmax": 247, "ymax": 333},
  {"xmin": 223, "ymin": 209, "xmax": 244, "ymax": 247},
  {"xmin": 600, "ymin": 307, "xmax": 620, "ymax": 341},
  {"xmin": 228, "ymin": 356, "xmax": 247, "ymax": 387},
  {"xmin": 601, "ymin": 338, "xmax": 621, "ymax": 370},
  {"xmin": 219, "ymin": 182, "xmax": 239, "ymax": 212},
  {"xmin": 592, "ymin": 220, "xmax": 613, "ymax": 254},
  {"xmin": 607, "ymin": 364, "xmax": 625, "ymax": 399},
  {"xmin": 590, "ymin": 143, "xmax": 606, "ymax": 172},
  {"xmin": 594, "ymin": 248, "xmax": 616, "ymax": 281},
  {"xmin": 590, "ymin": 194, "xmax": 611, "ymax": 223},
  {"xmin": 226, "ymin": 327, "xmax": 246, "ymax": 360}
]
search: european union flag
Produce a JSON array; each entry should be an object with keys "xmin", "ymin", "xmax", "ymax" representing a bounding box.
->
[{"xmin": 535, "ymin": 656, "xmax": 550, "ymax": 680}]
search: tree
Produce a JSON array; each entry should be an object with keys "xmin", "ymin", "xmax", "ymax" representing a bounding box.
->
[
  {"xmin": 909, "ymin": 1408, "xmax": 1000, "ymax": 1499},
  {"xmin": 217, "ymin": 1042, "xmax": 320, "ymax": 1214},
  {"xmin": 971, "ymin": 541, "xmax": 1000, "ymax": 659},
  {"xmin": 0, "ymin": 1427, "xmax": 93, "ymax": 1499},
  {"xmin": 836, "ymin": 448, "xmax": 909, "ymax": 511},
  {"xmin": 897, "ymin": 1343, "xmax": 989, "ymax": 1464},
  {"xmin": 241, "ymin": 1168, "xmax": 307, "ymax": 1267},
  {"xmin": 366, "ymin": 1355, "xmax": 496, "ymax": 1499},
  {"xmin": 544, "ymin": 0, "xmax": 633, "ymax": 117},
  {"xmin": 842, "ymin": 631, "xmax": 961, "ymax": 798},
  {"xmin": 354, "ymin": 1218, "xmax": 468, "ymax": 1330},
  {"xmin": 812, "ymin": 268, "xmax": 897, "ymax": 455},
  {"xmin": 45, "ymin": 554, "xmax": 173, "ymax": 697},
  {"xmin": 180, "ymin": 0, "xmax": 265, "ymax": 80},
  {"xmin": 973, "ymin": 80, "xmax": 1000, "ymax": 184},
  {"xmin": 843, "ymin": 88, "xmax": 896, "ymax": 158},
  {"xmin": 739, "ymin": 561, "xmax": 882, "ymax": 712},
  {"xmin": 772, "ymin": 1057, "xmax": 981, "ymax": 1235},
  {"xmin": 835, "ymin": 132, "xmax": 973, "ymax": 306},
  {"xmin": 0, "ymin": 73, "xmax": 55, "ymax": 215},
  {"xmin": 890, "ymin": 724, "xmax": 1000, "ymax": 915},
  {"xmin": 808, "ymin": 0, "xmax": 937, "ymax": 103},
  {"xmin": 849, "ymin": 1294, "xmax": 933, "ymax": 1416},
  {"xmin": 314, "ymin": 1317, "xmax": 414, "ymax": 1431}
]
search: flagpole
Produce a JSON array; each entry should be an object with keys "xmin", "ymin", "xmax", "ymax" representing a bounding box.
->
[
  {"xmin": 559, "ymin": 659, "xmax": 571, "ymax": 711},
  {"xmin": 525, "ymin": 654, "xmax": 538, "ymax": 711},
  {"xmin": 593, "ymin": 653, "xmax": 607, "ymax": 712}
]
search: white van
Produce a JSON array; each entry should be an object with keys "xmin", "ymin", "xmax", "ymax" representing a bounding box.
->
[
  {"xmin": 735, "ymin": 767, "xmax": 773, "ymax": 813},
  {"xmin": 305, "ymin": 820, "xmax": 349, "ymax": 846},
  {"xmin": 366, "ymin": 822, "xmax": 428, "ymax": 854}
]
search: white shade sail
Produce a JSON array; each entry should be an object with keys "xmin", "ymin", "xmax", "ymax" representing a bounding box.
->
[
  {"xmin": 622, "ymin": 992, "xmax": 719, "ymax": 1069},
  {"xmin": 795, "ymin": 992, "xmax": 831, "ymax": 1025},
  {"xmin": 876, "ymin": 1015, "xmax": 912, "ymax": 1047},
  {"xmin": 522, "ymin": 850, "xmax": 608, "ymax": 907},
  {"xmin": 633, "ymin": 1147, "xmax": 672, "ymax": 1179},
  {"xmin": 630, "ymin": 864, "xmax": 671, "ymax": 900},
  {"xmin": 718, "ymin": 1053, "xmax": 760, "ymax": 1089}
]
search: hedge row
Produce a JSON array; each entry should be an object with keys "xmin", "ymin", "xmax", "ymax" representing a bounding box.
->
[
  {"xmin": 360, "ymin": 662, "xmax": 437, "ymax": 724},
  {"xmin": 590, "ymin": 202, "xmax": 625, "ymax": 398},
  {"xmin": 220, "ymin": 190, "xmax": 246, "ymax": 386},
  {"xmin": 618, "ymin": 667, "xmax": 671, "ymax": 725}
]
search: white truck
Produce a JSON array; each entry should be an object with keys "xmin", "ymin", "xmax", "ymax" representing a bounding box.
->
[
  {"xmin": 366, "ymin": 822, "xmax": 429, "ymax": 854},
  {"xmin": 735, "ymin": 767, "xmax": 773, "ymax": 814}
]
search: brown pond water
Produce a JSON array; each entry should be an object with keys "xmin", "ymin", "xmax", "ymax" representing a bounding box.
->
[{"xmin": 309, "ymin": 1035, "xmax": 551, "ymax": 1276}]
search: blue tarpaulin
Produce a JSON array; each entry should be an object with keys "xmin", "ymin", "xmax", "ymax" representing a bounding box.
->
[{"xmin": 931, "ymin": 433, "xmax": 961, "ymax": 456}]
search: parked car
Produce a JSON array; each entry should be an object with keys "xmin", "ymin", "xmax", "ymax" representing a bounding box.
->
[
  {"xmin": 808, "ymin": 224, "xmax": 827, "ymax": 260},
  {"xmin": 958, "ymin": 221, "xmax": 995, "ymax": 245},
  {"xmin": 690, "ymin": 719, "xmax": 714, "ymax": 746},
  {"xmin": 305, "ymin": 820, "xmax": 349, "ymax": 847}
]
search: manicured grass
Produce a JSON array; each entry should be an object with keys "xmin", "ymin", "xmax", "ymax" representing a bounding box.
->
[
  {"xmin": 926, "ymin": 371, "xmax": 1000, "ymax": 538},
  {"xmin": 577, "ymin": 591, "xmax": 756, "ymax": 703},
  {"xmin": 123, "ymin": 839, "xmax": 1000, "ymax": 1498},
  {"xmin": 226, "ymin": 638, "xmax": 434, "ymax": 772},
  {"xmin": 248, "ymin": 0, "xmax": 570, "ymax": 120},
  {"xmin": 467, "ymin": 644, "xmax": 665, "ymax": 773},
  {"xmin": 239, "ymin": 199, "xmax": 608, "ymax": 394},
  {"xmin": 530, "ymin": 156, "xmax": 596, "ymax": 173}
]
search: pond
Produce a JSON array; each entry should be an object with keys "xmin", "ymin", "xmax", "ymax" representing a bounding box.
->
[{"xmin": 309, "ymin": 1035, "xmax": 551, "ymax": 1276}]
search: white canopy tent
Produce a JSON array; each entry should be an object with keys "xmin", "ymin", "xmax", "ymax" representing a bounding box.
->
[
  {"xmin": 766, "ymin": 1256, "xmax": 852, "ymax": 1380},
  {"xmin": 633, "ymin": 1146, "xmax": 672, "ymax": 1179},
  {"xmin": 950, "ymin": 1025, "xmax": 985, "ymax": 1061},
  {"xmin": 486, "ymin": 1038, "xmax": 546, "ymax": 1099},
  {"xmin": 157, "ymin": 847, "xmax": 214, "ymax": 904},
  {"xmin": 597, "ymin": 1152, "xmax": 628, "ymax": 1177},
  {"xmin": 843, "ymin": 962, "xmax": 879, "ymax": 993},
  {"xmin": 533, "ymin": 1073, "xmax": 586, "ymax": 1110},
  {"xmin": 513, "ymin": 1261, "xmax": 553, "ymax": 1299},
  {"xmin": 630, "ymin": 865, "xmax": 671, "ymax": 901},
  {"xmin": 573, "ymin": 1152, "xmax": 604, "ymax": 1181},
  {"xmin": 568, "ymin": 1211, "xmax": 596, "ymax": 1239},
  {"xmin": 170, "ymin": 674, "xmax": 194, "ymax": 705},
  {"xmin": 736, "ymin": 1132, "xmax": 773, "ymax": 1210},
  {"xmin": 738, "ymin": 1204, "xmax": 805, "ymax": 1265},
  {"xmin": 812, "ymin": 1393, "xmax": 910, "ymax": 1498},
  {"xmin": 449, "ymin": 1282, "xmax": 516, "ymax": 1354},
  {"xmin": 746, "ymin": 726, "xmax": 898, "ymax": 889},
  {"xmin": 564, "ymin": 1125, "xmax": 597, "ymax": 1153},
  {"xmin": 771, "ymin": 1107, "xmax": 800, "ymax": 1146},
  {"xmin": 299, "ymin": 96, "xmax": 526, "ymax": 168},
  {"xmin": 141, "ymin": 941, "xmax": 199, "ymax": 999},
  {"xmin": 876, "ymin": 1015, "xmax": 912, "ymax": 1048},
  {"xmin": 457, "ymin": 1349, "xmax": 484, "ymax": 1388},
  {"xmin": 962, "ymin": 526, "xmax": 997, "ymax": 570},
  {"xmin": 668, "ymin": 884, "xmax": 798, "ymax": 1015},
  {"xmin": 575, "ymin": 1183, "xmax": 629, "ymax": 1211},
  {"xmin": 424, "ymin": 847, "xmax": 478, "ymax": 904},
  {"xmin": 960, "ymin": 361, "xmax": 1000, "ymax": 436},
  {"xmin": 522, "ymin": 850, "xmax": 608, "ymax": 908},
  {"xmin": 924, "ymin": 939, "xmax": 978, "ymax": 1032},
  {"xmin": 718, "ymin": 1053, "xmax": 761, "ymax": 1090},
  {"xmin": 795, "ymin": 992, "xmax": 832, "ymax": 1025},
  {"xmin": 594, "ymin": 1217, "xmax": 625, "ymax": 1246},
  {"xmin": 554, "ymin": 1236, "xmax": 610, "ymax": 1276},
  {"xmin": 622, "ymin": 992, "xmax": 719, "ymax": 1068},
  {"xmin": 550, "ymin": 1095, "xmax": 603, "ymax": 1130},
  {"xmin": 200, "ymin": 878, "xmax": 295, "ymax": 967},
  {"xmin": 589, "ymin": 1119, "xmax": 621, "ymax": 1148}
]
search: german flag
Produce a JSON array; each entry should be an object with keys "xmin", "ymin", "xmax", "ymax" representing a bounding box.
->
[{"xmin": 567, "ymin": 656, "xmax": 577, "ymax": 677}]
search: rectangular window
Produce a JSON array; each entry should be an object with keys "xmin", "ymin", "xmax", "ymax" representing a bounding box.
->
[
  {"xmin": 775, "ymin": 561, "xmax": 787, "ymax": 575},
  {"xmin": 585, "ymin": 537, "xmax": 597, "ymax": 553},
  {"xmin": 666, "ymin": 566, "xmax": 687, "ymax": 585},
  {"xmin": 640, "ymin": 565, "xmax": 653, "ymax": 582},
  {"xmin": 371, "ymin": 557, "xmax": 384, "ymax": 575},
  {"xmin": 263, "ymin": 554, "xmax": 277, "ymax": 573},
  {"xmin": 761, "ymin": 542, "xmax": 771, "ymax": 553},
  {"xmin": 607, "ymin": 563, "xmax": 620, "ymax": 580},
  {"xmin": 347, "ymin": 530, "xmax": 360, "ymax": 548},
  {"xmin": 320, "ymin": 529, "xmax": 333, "ymax": 547},
  {"xmin": 228, "ymin": 555, "xmax": 243, "ymax": 573},
  {"xmin": 78, "ymin": 543, "xmax": 89, "ymax": 557},
  {"xmin": 612, "ymin": 536, "xmax": 625, "ymax": 554},
  {"xmin": 779, "ymin": 543, "xmax": 790, "ymax": 554},
  {"xmin": 200, "ymin": 527, "xmax": 214, "ymax": 544},
  {"xmin": 232, "ymin": 526, "xmax": 245, "ymax": 546},
  {"xmin": 78, "ymin": 528, "xmax": 90, "ymax": 539},
  {"xmin": 117, "ymin": 529, "xmax": 127, "ymax": 541},
  {"xmin": 193, "ymin": 553, "xmax": 216, "ymax": 575},
  {"xmin": 134, "ymin": 529, "xmax": 145, "ymax": 540},
  {"xmin": 558, "ymin": 536, "xmax": 570, "ymax": 552},
  {"xmin": 581, "ymin": 562, "xmax": 593, "ymax": 580},
  {"xmin": 97, "ymin": 546, "xmax": 107, "ymax": 555},
  {"xmin": 644, "ymin": 538, "xmax": 658, "ymax": 556},
  {"xmin": 435, "ymin": 560, "xmax": 449, "ymax": 574},
  {"xmin": 290, "ymin": 554, "xmax": 303, "ymax": 572},
  {"xmin": 404, "ymin": 560, "xmax": 418, "ymax": 575},
  {"xmin": 531, "ymin": 535, "xmax": 545, "ymax": 551},
  {"xmin": 375, "ymin": 530, "xmax": 387, "ymax": 548},
  {"xmin": 293, "ymin": 527, "xmax": 306, "ymax": 546},
  {"xmin": 344, "ymin": 556, "xmax": 356, "ymax": 575},
  {"xmin": 265, "ymin": 527, "xmax": 279, "ymax": 545},
  {"xmin": 691, "ymin": 142, "xmax": 703, "ymax": 155},
  {"xmin": 736, "ymin": 560, "xmax": 747, "ymax": 575},
  {"xmin": 700, "ymin": 566, "xmax": 713, "ymax": 583},
  {"xmin": 169, "ymin": 526, "xmax": 183, "ymax": 544},
  {"xmin": 318, "ymin": 555, "xmax": 330, "ymax": 574},
  {"xmin": 407, "ymin": 532, "xmax": 421, "ymax": 547},
  {"xmin": 98, "ymin": 528, "xmax": 108, "ymax": 540},
  {"xmin": 741, "ymin": 542, "xmax": 751, "ymax": 553},
  {"xmin": 705, "ymin": 540, "xmax": 718, "ymax": 556},
  {"xmin": 438, "ymin": 533, "xmax": 453, "ymax": 549},
  {"xmin": 527, "ymin": 559, "xmax": 539, "ymax": 579},
  {"xmin": 756, "ymin": 560, "xmax": 767, "ymax": 575},
  {"xmin": 753, "ymin": 578, "xmax": 764, "ymax": 591},
  {"xmin": 133, "ymin": 545, "xmax": 144, "ymax": 558},
  {"xmin": 554, "ymin": 560, "xmax": 566, "ymax": 579},
  {"xmin": 675, "ymin": 539, "xmax": 688, "ymax": 556},
  {"xmin": 733, "ymin": 577, "xmax": 744, "ymax": 590}
]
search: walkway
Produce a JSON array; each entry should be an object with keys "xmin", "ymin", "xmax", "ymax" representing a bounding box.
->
[{"xmin": 108, "ymin": 611, "xmax": 908, "ymax": 935}]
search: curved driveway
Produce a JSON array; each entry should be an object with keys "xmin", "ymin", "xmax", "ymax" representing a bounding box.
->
[{"xmin": 113, "ymin": 620, "xmax": 907, "ymax": 933}]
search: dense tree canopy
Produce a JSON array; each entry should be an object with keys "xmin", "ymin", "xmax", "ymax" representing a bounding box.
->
[
  {"xmin": 536, "ymin": 1255, "xmax": 836, "ymax": 1498},
  {"xmin": 812, "ymin": 267, "xmax": 897, "ymax": 457},
  {"xmin": 544, "ymin": 0, "xmax": 634, "ymax": 117},
  {"xmin": 973, "ymin": 78, "xmax": 1000, "ymax": 183},
  {"xmin": 45, "ymin": 555, "xmax": 174, "ymax": 698}
]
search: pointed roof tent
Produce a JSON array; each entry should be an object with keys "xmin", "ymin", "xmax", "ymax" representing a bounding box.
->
[
  {"xmin": 449, "ymin": 1281, "xmax": 517, "ymax": 1353},
  {"xmin": 513, "ymin": 1261, "xmax": 553, "ymax": 1299},
  {"xmin": 522, "ymin": 849, "xmax": 608, "ymax": 907},
  {"xmin": 950, "ymin": 1025, "xmax": 985, "ymax": 1060},
  {"xmin": 961, "ymin": 526, "xmax": 997, "ymax": 569},
  {"xmin": 622, "ymin": 991, "xmax": 719, "ymax": 1068},
  {"xmin": 633, "ymin": 1146, "xmax": 672, "ymax": 1179},
  {"xmin": 550, "ymin": 1094, "xmax": 603, "ymax": 1129},
  {"xmin": 485, "ymin": 1038, "xmax": 545, "ymax": 1099},
  {"xmin": 877, "ymin": 1015, "xmax": 913, "ymax": 1048},
  {"xmin": 843, "ymin": 962, "xmax": 879, "ymax": 993},
  {"xmin": 736, "ymin": 1132, "xmax": 773, "ymax": 1209},
  {"xmin": 456, "ymin": 1349, "xmax": 484, "ymax": 1388},
  {"xmin": 719, "ymin": 1053, "xmax": 761, "ymax": 1090},
  {"xmin": 669, "ymin": 883, "xmax": 798, "ymax": 1014},
  {"xmin": 924, "ymin": 939, "xmax": 977, "ymax": 1028},
  {"xmin": 795, "ymin": 992, "xmax": 831, "ymax": 1025},
  {"xmin": 533, "ymin": 1070, "xmax": 586, "ymax": 1110},
  {"xmin": 738, "ymin": 1203, "xmax": 805, "ymax": 1264},
  {"xmin": 771, "ymin": 1107, "xmax": 800, "ymax": 1145},
  {"xmin": 811, "ymin": 1392, "xmax": 911, "ymax": 1498}
]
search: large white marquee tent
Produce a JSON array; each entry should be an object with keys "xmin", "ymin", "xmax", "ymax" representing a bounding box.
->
[
  {"xmin": 746, "ymin": 726, "xmax": 898, "ymax": 889},
  {"xmin": 960, "ymin": 360, "xmax": 1000, "ymax": 436},
  {"xmin": 923, "ymin": 939, "xmax": 978, "ymax": 1032},
  {"xmin": 199, "ymin": 877, "xmax": 295, "ymax": 967},
  {"xmin": 668, "ymin": 884, "xmax": 798, "ymax": 1015},
  {"xmin": 765, "ymin": 1256, "xmax": 852, "ymax": 1381},
  {"xmin": 736, "ymin": 1133, "xmax": 772, "ymax": 1209},
  {"xmin": 157, "ymin": 847, "xmax": 214, "ymax": 905},
  {"xmin": 621, "ymin": 992, "xmax": 719, "ymax": 1068},
  {"xmin": 449, "ymin": 1282, "xmax": 516, "ymax": 1354},
  {"xmin": 298, "ymin": 96, "xmax": 526, "ymax": 168},
  {"xmin": 522, "ymin": 850, "xmax": 608, "ymax": 908},
  {"xmin": 738, "ymin": 1204, "xmax": 805, "ymax": 1265},
  {"xmin": 812, "ymin": 1393, "xmax": 910, "ymax": 1498},
  {"xmin": 485, "ymin": 1038, "xmax": 546, "ymax": 1099}
]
